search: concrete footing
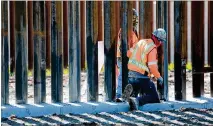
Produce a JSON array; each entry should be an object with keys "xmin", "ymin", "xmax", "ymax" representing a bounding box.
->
[{"xmin": 2, "ymin": 97, "xmax": 213, "ymax": 118}]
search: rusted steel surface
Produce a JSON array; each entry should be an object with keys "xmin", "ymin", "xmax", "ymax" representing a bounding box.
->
[
  {"xmin": 80, "ymin": 1, "xmax": 86, "ymax": 70},
  {"xmin": 168, "ymin": 1, "xmax": 171, "ymax": 63},
  {"xmin": 28, "ymin": 1, "xmax": 33, "ymax": 70},
  {"xmin": 98, "ymin": 1, "xmax": 103, "ymax": 41},
  {"xmin": 15, "ymin": 1, "xmax": 28, "ymax": 104},
  {"xmin": 104, "ymin": 1, "xmax": 116, "ymax": 101},
  {"xmin": 120, "ymin": 1, "xmax": 133, "ymax": 91},
  {"xmin": 45, "ymin": 1, "xmax": 51, "ymax": 69},
  {"xmin": 115, "ymin": 1, "xmax": 120, "ymax": 64},
  {"xmin": 156, "ymin": 2, "xmax": 164, "ymax": 100},
  {"xmin": 10, "ymin": 1, "xmax": 15, "ymax": 74},
  {"xmin": 63, "ymin": 1, "xmax": 68, "ymax": 68},
  {"xmin": 51, "ymin": 1, "xmax": 63, "ymax": 103},
  {"xmin": 86, "ymin": 1, "xmax": 99, "ymax": 101},
  {"xmin": 192, "ymin": 1, "xmax": 204, "ymax": 97},
  {"xmin": 1, "ymin": 1, "xmax": 9, "ymax": 104},
  {"xmin": 68, "ymin": 1, "xmax": 81, "ymax": 102},
  {"xmin": 133, "ymin": 1, "xmax": 136, "ymax": 9},
  {"xmin": 127, "ymin": 2, "xmax": 133, "ymax": 48},
  {"xmin": 139, "ymin": 1, "xmax": 153, "ymax": 39},
  {"xmin": 210, "ymin": 1, "xmax": 213, "ymax": 97},
  {"xmin": 156, "ymin": 1, "xmax": 169, "ymax": 101},
  {"xmin": 33, "ymin": 1, "xmax": 46, "ymax": 103},
  {"xmin": 174, "ymin": 1, "xmax": 187, "ymax": 100}
]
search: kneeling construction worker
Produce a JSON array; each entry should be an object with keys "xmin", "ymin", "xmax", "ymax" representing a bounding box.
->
[{"xmin": 123, "ymin": 28, "xmax": 166, "ymax": 110}]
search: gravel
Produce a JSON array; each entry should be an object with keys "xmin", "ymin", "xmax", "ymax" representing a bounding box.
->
[
  {"xmin": 2, "ymin": 71, "xmax": 213, "ymax": 125},
  {"xmin": 2, "ymin": 108, "xmax": 213, "ymax": 125},
  {"xmin": 7, "ymin": 71, "xmax": 211, "ymax": 104}
]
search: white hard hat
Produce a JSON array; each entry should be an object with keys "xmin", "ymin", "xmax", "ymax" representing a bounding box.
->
[{"xmin": 152, "ymin": 28, "xmax": 167, "ymax": 42}]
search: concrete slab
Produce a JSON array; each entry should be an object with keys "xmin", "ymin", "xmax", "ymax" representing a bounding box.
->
[
  {"xmin": 1, "ymin": 102, "xmax": 129, "ymax": 118},
  {"xmin": 2, "ymin": 97, "xmax": 213, "ymax": 118}
]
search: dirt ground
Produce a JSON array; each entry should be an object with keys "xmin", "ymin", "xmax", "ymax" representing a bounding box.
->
[
  {"xmin": 7, "ymin": 71, "xmax": 211, "ymax": 104},
  {"xmin": 2, "ymin": 71, "xmax": 213, "ymax": 125}
]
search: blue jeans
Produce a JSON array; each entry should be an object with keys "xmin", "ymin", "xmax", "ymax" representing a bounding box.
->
[
  {"xmin": 116, "ymin": 58, "xmax": 122, "ymax": 98},
  {"xmin": 128, "ymin": 71, "xmax": 160, "ymax": 105}
]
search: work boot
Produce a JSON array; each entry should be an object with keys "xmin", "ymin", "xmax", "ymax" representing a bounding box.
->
[
  {"xmin": 129, "ymin": 97, "xmax": 139, "ymax": 111},
  {"xmin": 121, "ymin": 84, "xmax": 133, "ymax": 101},
  {"xmin": 115, "ymin": 97, "xmax": 125, "ymax": 102}
]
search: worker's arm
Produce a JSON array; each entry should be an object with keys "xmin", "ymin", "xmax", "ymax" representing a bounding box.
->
[
  {"xmin": 147, "ymin": 48, "xmax": 161, "ymax": 78},
  {"xmin": 127, "ymin": 48, "xmax": 134, "ymax": 58}
]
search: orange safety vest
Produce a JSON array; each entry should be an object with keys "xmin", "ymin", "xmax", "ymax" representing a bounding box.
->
[
  {"xmin": 116, "ymin": 30, "xmax": 138, "ymax": 58},
  {"xmin": 127, "ymin": 39, "xmax": 156, "ymax": 75}
]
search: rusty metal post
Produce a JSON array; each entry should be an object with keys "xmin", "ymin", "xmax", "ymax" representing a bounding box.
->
[
  {"xmin": 98, "ymin": 1, "xmax": 103, "ymax": 41},
  {"xmin": 80, "ymin": 1, "xmax": 86, "ymax": 70},
  {"xmin": 156, "ymin": 1, "xmax": 168, "ymax": 101},
  {"xmin": 209, "ymin": 1, "xmax": 213, "ymax": 97},
  {"xmin": 10, "ymin": 1, "xmax": 15, "ymax": 74},
  {"xmin": 28, "ymin": 1, "xmax": 33, "ymax": 70},
  {"xmin": 139, "ymin": 1, "xmax": 153, "ymax": 39},
  {"xmin": 68, "ymin": 1, "xmax": 81, "ymax": 102},
  {"xmin": 192, "ymin": 1, "xmax": 204, "ymax": 97},
  {"xmin": 86, "ymin": 1, "xmax": 99, "ymax": 101},
  {"xmin": 51, "ymin": 1, "xmax": 63, "ymax": 103},
  {"xmin": 63, "ymin": 1, "xmax": 68, "ymax": 68},
  {"xmin": 33, "ymin": 1, "xmax": 46, "ymax": 103},
  {"xmin": 1, "ymin": 1, "xmax": 9, "ymax": 104},
  {"xmin": 156, "ymin": 2, "xmax": 164, "ymax": 100},
  {"xmin": 120, "ymin": 1, "xmax": 133, "ymax": 91},
  {"xmin": 45, "ymin": 1, "xmax": 51, "ymax": 69},
  {"xmin": 15, "ymin": 1, "xmax": 28, "ymax": 104},
  {"xmin": 104, "ymin": 1, "xmax": 116, "ymax": 101},
  {"xmin": 133, "ymin": 1, "xmax": 137, "ymax": 9},
  {"xmin": 174, "ymin": 1, "xmax": 187, "ymax": 100}
]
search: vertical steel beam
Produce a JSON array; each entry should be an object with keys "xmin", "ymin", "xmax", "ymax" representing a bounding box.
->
[
  {"xmin": 104, "ymin": 1, "xmax": 116, "ymax": 101},
  {"xmin": 204, "ymin": 1, "xmax": 209, "ymax": 66},
  {"xmin": 1, "ymin": 1, "xmax": 9, "ymax": 104},
  {"xmin": 163, "ymin": 1, "xmax": 169, "ymax": 101},
  {"xmin": 41, "ymin": 1, "xmax": 46, "ymax": 103},
  {"xmin": 192, "ymin": 1, "xmax": 204, "ymax": 97},
  {"xmin": 45, "ymin": 1, "xmax": 51, "ymax": 69},
  {"xmin": 174, "ymin": 1, "xmax": 187, "ymax": 100},
  {"xmin": 98, "ymin": 1, "xmax": 103, "ymax": 41},
  {"xmin": 28, "ymin": 1, "xmax": 33, "ymax": 70},
  {"xmin": 115, "ymin": 2, "xmax": 121, "ymax": 36},
  {"xmin": 80, "ymin": 1, "xmax": 86, "ymax": 70},
  {"xmin": 209, "ymin": 1, "xmax": 213, "ymax": 97},
  {"xmin": 63, "ymin": 1, "xmax": 68, "ymax": 68},
  {"xmin": 15, "ymin": 1, "xmax": 28, "ymax": 104},
  {"xmin": 68, "ymin": 1, "xmax": 81, "ymax": 102},
  {"xmin": 156, "ymin": 1, "xmax": 168, "ymax": 101},
  {"xmin": 127, "ymin": 2, "xmax": 133, "ymax": 52},
  {"xmin": 86, "ymin": 1, "xmax": 99, "ymax": 101},
  {"xmin": 133, "ymin": 1, "xmax": 136, "ymax": 9},
  {"xmin": 169, "ymin": 1, "xmax": 175, "ymax": 65},
  {"xmin": 33, "ymin": 1, "xmax": 46, "ymax": 103},
  {"xmin": 139, "ymin": 1, "xmax": 153, "ymax": 39},
  {"xmin": 115, "ymin": 1, "xmax": 120, "ymax": 65},
  {"xmin": 10, "ymin": 1, "xmax": 15, "ymax": 74},
  {"xmin": 120, "ymin": 1, "xmax": 132, "ymax": 91},
  {"xmin": 51, "ymin": 1, "xmax": 63, "ymax": 103},
  {"xmin": 168, "ymin": 2, "xmax": 170, "ymax": 64}
]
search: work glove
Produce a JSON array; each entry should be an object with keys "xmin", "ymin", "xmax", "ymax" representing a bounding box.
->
[{"xmin": 157, "ymin": 77, "xmax": 164, "ymax": 87}]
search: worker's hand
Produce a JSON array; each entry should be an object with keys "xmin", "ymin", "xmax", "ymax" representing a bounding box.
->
[{"xmin": 157, "ymin": 77, "xmax": 164, "ymax": 87}]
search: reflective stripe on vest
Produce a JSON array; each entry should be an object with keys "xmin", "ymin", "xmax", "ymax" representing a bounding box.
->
[
  {"xmin": 141, "ymin": 42, "xmax": 155, "ymax": 62},
  {"xmin": 128, "ymin": 40, "xmax": 155, "ymax": 74},
  {"xmin": 129, "ymin": 59, "xmax": 150, "ymax": 73}
]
